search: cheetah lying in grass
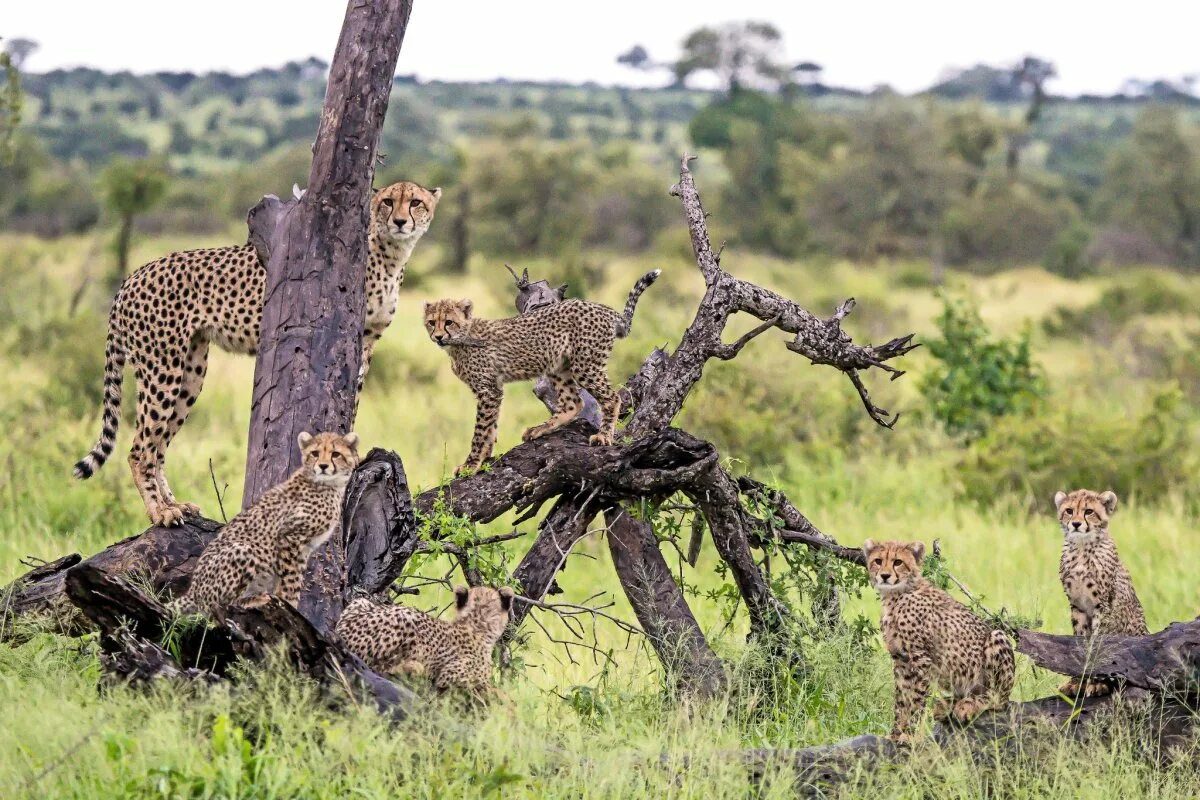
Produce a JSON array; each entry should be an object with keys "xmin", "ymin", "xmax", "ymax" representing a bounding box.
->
[
  {"xmin": 423, "ymin": 269, "xmax": 660, "ymax": 475},
  {"xmin": 336, "ymin": 585, "xmax": 514, "ymax": 695}
]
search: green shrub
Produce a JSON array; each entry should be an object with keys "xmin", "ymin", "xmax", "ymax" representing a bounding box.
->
[
  {"xmin": 1043, "ymin": 219, "xmax": 1095, "ymax": 278},
  {"xmin": 958, "ymin": 386, "xmax": 1198, "ymax": 509},
  {"xmin": 920, "ymin": 296, "xmax": 1044, "ymax": 440}
]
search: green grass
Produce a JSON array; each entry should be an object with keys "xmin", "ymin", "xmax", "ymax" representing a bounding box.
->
[{"xmin": 1, "ymin": 232, "xmax": 1198, "ymax": 798}]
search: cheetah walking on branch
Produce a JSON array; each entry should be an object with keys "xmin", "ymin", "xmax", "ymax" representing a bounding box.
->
[
  {"xmin": 423, "ymin": 269, "xmax": 660, "ymax": 475},
  {"xmin": 73, "ymin": 182, "xmax": 439, "ymax": 526}
]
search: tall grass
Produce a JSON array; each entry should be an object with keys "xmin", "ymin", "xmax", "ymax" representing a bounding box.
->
[{"xmin": 1, "ymin": 233, "xmax": 1198, "ymax": 798}]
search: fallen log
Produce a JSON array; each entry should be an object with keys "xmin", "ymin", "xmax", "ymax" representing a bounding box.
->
[{"xmin": 64, "ymin": 561, "xmax": 415, "ymax": 716}]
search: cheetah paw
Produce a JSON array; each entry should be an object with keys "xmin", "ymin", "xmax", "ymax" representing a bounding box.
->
[
  {"xmin": 1059, "ymin": 680, "xmax": 1081, "ymax": 698},
  {"xmin": 952, "ymin": 698, "xmax": 987, "ymax": 723},
  {"xmin": 1084, "ymin": 681, "xmax": 1112, "ymax": 698},
  {"xmin": 148, "ymin": 502, "xmax": 187, "ymax": 528},
  {"xmin": 237, "ymin": 594, "xmax": 272, "ymax": 609},
  {"xmin": 454, "ymin": 463, "xmax": 478, "ymax": 478},
  {"xmin": 888, "ymin": 731, "xmax": 915, "ymax": 745},
  {"xmin": 931, "ymin": 698, "xmax": 952, "ymax": 721},
  {"xmin": 522, "ymin": 425, "xmax": 547, "ymax": 442},
  {"xmin": 588, "ymin": 432, "xmax": 614, "ymax": 447},
  {"xmin": 178, "ymin": 501, "xmax": 201, "ymax": 515}
]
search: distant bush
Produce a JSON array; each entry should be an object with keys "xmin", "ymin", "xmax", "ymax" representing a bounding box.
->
[
  {"xmin": 920, "ymin": 296, "xmax": 1044, "ymax": 440},
  {"xmin": 1042, "ymin": 219, "xmax": 1094, "ymax": 278},
  {"xmin": 958, "ymin": 386, "xmax": 1198, "ymax": 509},
  {"xmin": 942, "ymin": 180, "xmax": 1079, "ymax": 268},
  {"xmin": 1043, "ymin": 273, "xmax": 1195, "ymax": 340}
]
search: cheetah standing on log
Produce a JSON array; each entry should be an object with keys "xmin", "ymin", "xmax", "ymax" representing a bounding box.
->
[
  {"xmin": 864, "ymin": 540, "xmax": 1014, "ymax": 741},
  {"xmin": 1053, "ymin": 489, "xmax": 1148, "ymax": 696},
  {"xmin": 177, "ymin": 431, "xmax": 359, "ymax": 619},
  {"xmin": 73, "ymin": 182, "xmax": 439, "ymax": 526},
  {"xmin": 336, "ymin": 585, "xmax": 514, "ymax": 694},
  {"xmin": 423, "ymin": 269, "xmax": 660, "ymax": 475}
]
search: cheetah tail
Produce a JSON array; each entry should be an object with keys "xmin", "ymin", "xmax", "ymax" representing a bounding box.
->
[
  {"xmin": 73, "ymin": 333, "xmax": 126, "ymax": 480},
  {"xmin": 615, "ymin": 269, "xmax": 662, "ymax": 338}
]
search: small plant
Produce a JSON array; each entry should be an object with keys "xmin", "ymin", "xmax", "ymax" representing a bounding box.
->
[{"xmin": 920, "ymin": 294, "xmax": 1044, "ymax": 440}]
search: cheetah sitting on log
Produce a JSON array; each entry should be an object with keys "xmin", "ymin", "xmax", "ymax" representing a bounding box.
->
[
  {"xmin": 73, "ymin": 182, "xmax": 439, "ymax": 526},
  {"xmin": 864, "ymin": 539, "xmax": 1014, "ymax": 742},
  {"xmin": 336, "ymin": 585, "xmax": 514, "ymax": 694},
  {"xmin": 1053, "ymin": 489, "xmax": 1149, "ymax": 697},
  {"xmin": 176, "ymin": 431, "xmax": 359, "ymax": 620},
  {"xmin": 423, "ymin": 269, "xmax": 660, "ymax": 475}
]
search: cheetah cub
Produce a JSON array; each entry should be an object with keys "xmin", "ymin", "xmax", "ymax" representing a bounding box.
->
[
  {"xmin": 177, "ymin": 431, "xmax": 360, "ymax": 619},
  {"xmin": 1053, "ymin": 489, "xmax": 1148, "ymax": 697},
  {"xmin": 336, "ymin": 585, "xmax": 514, "ymax": 694},
  {"xmin": 424, "ymin": 270, "xmax": 660, "ymax": 475},
  {"xmin": 74, "ymin": 182, "xmax": 437, "ymax": 527},
  {"xmin": 865, "ymin": 540, "xmax": 1014, "ymax": 741}
]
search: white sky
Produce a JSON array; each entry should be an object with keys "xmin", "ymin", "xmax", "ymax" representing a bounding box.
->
[{"xmin": 4, "ymin": 1, "xmax": 1198, "ymax": 95}]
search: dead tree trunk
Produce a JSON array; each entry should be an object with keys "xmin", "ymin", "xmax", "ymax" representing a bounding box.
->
[{"xmin": 242, "ymin": 0, "xmax": 412, "ymax": 631}]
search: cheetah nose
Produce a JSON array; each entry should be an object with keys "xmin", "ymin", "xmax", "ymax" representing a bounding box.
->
[
  {"xmin": 1071, "ymin": 521, "xmax": 1083, "ymax": 531},
  {"xmin": 880, "ymin": 573, "xmax": 892, "ymax": 582},
  {"xmin": 394, "ymin": 219, "xmax": 408, "ymax": 232},
  {"xmin": 317, "ymin": 463, "xmax": 331, "ymax": 473}
]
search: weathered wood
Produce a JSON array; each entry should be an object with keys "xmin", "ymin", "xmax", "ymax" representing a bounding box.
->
[
  {"xmin": 243, "ymin": 0, "xmax": 413, "ymax": 629},
  {"xmin": 1017, "ymin": 619, "xmax": 1200, "ymax": 694},
  {"xmin": 64, "ymin": 562, "xmax": 414, "ymax": 716},
  {"xmin": 343, "ymin": 448, "xmax": 419, "ymax": 599},
  {"xmin": 506, "ymin": 495, "xmax": 600, "ymax": 634},
  {"xmin": 243, "ymin": 0, "xmax": 413, "ymax": 503},
  {"xmin": 606, "ymin": 509, "xmax": 727, "ymax": 698},
  {"xmin": 2, "ymin": 517, "xmax": 219, "ymax": 638}
]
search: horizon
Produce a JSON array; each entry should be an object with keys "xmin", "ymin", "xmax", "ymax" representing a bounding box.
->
[{"xmin": 5, "ymin": 1, "xmax": 1198, "ymax": 97}]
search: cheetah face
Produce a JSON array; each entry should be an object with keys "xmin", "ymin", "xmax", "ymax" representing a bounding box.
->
[
  {"xmin": 423, "ymin": 299, "xmax": 473, "ymax": 348},
  {"xmin": 453, "ymin": 585, "xmax": 515, "ymax": 642},
  {"xmin": 297, "ymin": 431, "xmax": 361, "ymax": 486},
  {"xmin": 1054, "ymin": 489, "xmax": 1117, "ymax": 542},
  {"xmin": 862, "ymin": 539, "xmax": 924, "ymax": 595},
  {"xmin": 372, "ymin": 181, "xmax": 441, "ymax": 241}
]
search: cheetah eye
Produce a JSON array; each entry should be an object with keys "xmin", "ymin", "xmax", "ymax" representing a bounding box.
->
[
  {"xmin": 893, "ymin": 559, "xmax": 903, "ymax": 568},
  {"xmin": 1063, "ymin": 508, "xmax": 1073, "ymax": 515},
  {"xmin": 331, "ymin": 452, "xmax": 344, "ymax": 461},
  {"xmin": 445, "ymin": 320, "xmax": 456, "ymax": 328},
  {"xmin": 409, "ymin": 198, "xmax": 423, "ymax": 209},
  {"xmin": 872, "ymin": 558, "xmax": 883, "ymax": 566},
  {"xmin": 1084, "ymin": 509, "xmax": 1095, "ymax": 516},
  {"xmin": 380, "ymin": 198, "xmax": 394, "ymax": 210}
]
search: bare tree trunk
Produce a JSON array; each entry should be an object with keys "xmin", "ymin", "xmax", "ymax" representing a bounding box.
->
[
  {"xmin": 242, "ymin": 0, "xmax": 413, "ymax": 631},
  {"xmin": 108, "ymin": 213, "xmax": 133, "ymax": 298}
]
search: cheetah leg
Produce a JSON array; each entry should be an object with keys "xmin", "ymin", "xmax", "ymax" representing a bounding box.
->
[
  {"xmin": 128, "ymin": 356, "xmax": 188, "ymax": 527},
  {"xmin": 458, "ymin": 386, "xmax": 502, "ymax": 476},
  {"xmin": 1060, "ymin": 607, "xmax": 1092, "ymax": 697},
  {"xmin": 399, "ymin": 659, "xmax": 428, "ymax": 678},
  {"xmin": 890, "ymin": 655, "xmax": 932, "ymax": 742},
  {"xmin": 522, "ymin": 373, "xmax": 582, "ymax": 441},
  {"xmin": 236, "ymin": 568, "xmax": 279, "ymax": 609},
  {"xmin": 983, "ymin": 629, "xmax": 1015, "ymax": 712},
  {"xmin": 572, "ymin": 361, "xmax": 620, "ymax": 446},
  {"xmin": 158, "ymin": 335, "xmax": 210, "ymax": 516},
  {"xmin": 352, "ymin": 330, "xmax": 381, "ymax": 423},
  {"xmin": 276, "ymin": 545, "xmax": 305, "ymax": 607}
]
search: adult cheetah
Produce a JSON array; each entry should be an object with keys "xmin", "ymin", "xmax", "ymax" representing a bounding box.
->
[{"xmin": 73, "ymin": 182, "xmax": 439, "ymax": 526}]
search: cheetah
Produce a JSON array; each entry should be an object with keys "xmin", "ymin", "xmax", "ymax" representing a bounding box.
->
[
  {"xmin": 864, "ymin": 539, "xmax": 1014, "ymax": 741},
  {"xmin": 423, "ymin": 269, "xmax": 660, "ymax": 475},
  {"xmin": 335, "ymin": 585, "xmax": 514, "ymax": 694},
  {"xmin": 176, "ymin": 431, "xmax": 360, "ymax": 619},
  {"xmin": 73, "ymin": 182, "xmax": 439, "ymax": 526},
  {"xmin": 1053, "ymin": 489, "xmax": 1148, "ymax": 697}
]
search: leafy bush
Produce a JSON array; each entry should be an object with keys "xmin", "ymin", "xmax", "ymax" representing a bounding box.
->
[
  {"xmin": 958, "ymin": 386, "xmax": 1198, "ymax": 509},
  {"xmin": 1043, "ymin": 219, "xmax": 1094, "ymax": 278},
  {"xmin": 942, "ymin": 180, "xmax": 1079, "ymax": 268},
  {"xmin": 920, "ymin": 296, "xmax": 1044, "ymax": 440}
]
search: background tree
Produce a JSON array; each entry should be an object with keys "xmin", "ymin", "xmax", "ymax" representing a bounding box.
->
[
  {"xmin": 673, "ymin": 22, "xmax": 789, "ymax": 93},
  {"xmin": 1006, "ymin": 55, "xmax": 1056, "ymax": 176},
  {"xmin": 0, "ymin": 39, "xmax": 23, "ymax": 163},
  {"xmin": 2, "ymin": 38, "xmax": 38, "ymax": 70},
  {"xmin": 98, "ymin": 158, "xmax": 169, "ymax": 296}
]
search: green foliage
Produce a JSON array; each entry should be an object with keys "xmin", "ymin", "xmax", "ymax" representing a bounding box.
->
[
  {"xmin": 921, "ymin": 295, "xmax": 1044, "ymax": 439},
  {"xmin": 1044, "ymin": 273, "xmax": 1196, "ymax": 339},
  {"xmin": 959, "ymin": 386, "xmax": 1199, "ymax": 509},
  {"xmin": 943, "ymin": 179, "xmax": 1080, "ymax": 268},
  {"xmin": 99, "ymin": 157, "xmax": 170, "ymax": 219},
  {"xmin": 0, "ymin": 47, "xmax": 21, "ymax": 163},
  {"xmin": 1043, "ymin": 219, "xmax": 1095, "ymax": 278}
]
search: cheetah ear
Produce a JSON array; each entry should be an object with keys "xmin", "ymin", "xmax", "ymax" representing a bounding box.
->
[
  {"xmin": 907, "ymin": 541, "xmax": 926, "ymax": 564},
  {"xmin": 297, "ymin": 431, "xmax": 313, "ymax": 450},
  {"xmin": 556, "ymin": 283, "xmax": 569, "ymax": 300},
  {"xmin": 1100, "ymin": 491, "xmax": 1118, "ymax": 515},
  {"xmin": 458, "ymin": 299, "xmax": 474, "ymax": 318},
  {"xmin": 861, "ymin": 539, "xmax": 876, "ymax": 560},
  {"xmin": 1053, "ymin": 491, "xmax": 1067, "ymax": 510},
  {"xmin": 431, "ymin": 187, "xmax": 442, "ymax": 204},
  {"xmin": 343, "ymin": 431, "xmax": 360, "ymax": 451},
  {"xmin": 454, "ymin": 585, "xmax": 470, "ymax": 610},
  {"xmin": 423, "ymin": 301, "xmax": 433, "ymax": 314},
  {"xmin": 498, "ymin": 586, "xmax": 514, "ymax": 611}
]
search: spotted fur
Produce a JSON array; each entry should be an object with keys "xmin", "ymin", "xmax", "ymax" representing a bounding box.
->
[
  {"xmin": 865, "ymin": 539, "xmax": 1014, "ymax": 741},
  {"xmin": 1053, "ymin": 489, "xmax": 1148, "ymax": 697},
  {"xmin": 336, "ymin": 585, "xmax": 514, "ymax": 694},
  {"xmin": 424, "ymin": 270, "xmax": 660, "ymax": 475},
  {"xmin": 176, "ymin": 432, "xmax": 360, "ymax": 619},
  {"xmin": 73, "ymin": 182, "xmax": 438, "ymax": 526}
]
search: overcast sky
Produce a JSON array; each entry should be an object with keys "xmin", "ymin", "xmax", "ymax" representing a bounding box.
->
[{"xmin": 5, "ymin": 1, "xmax": 1197, "ymax": 95}]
